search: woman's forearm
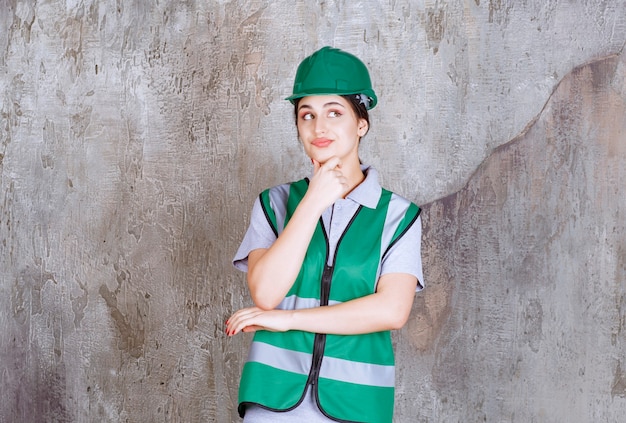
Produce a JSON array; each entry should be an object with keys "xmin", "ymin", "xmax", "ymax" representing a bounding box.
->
[
  {"xmin": 292, "ymin": 273, "xmax": 417, "ymax": 334},
  {"xmin": 290, "ymin": 294, "xmax": 406, "ymax": 334},
  {"xmin": 247, "ymin": 158, "xmax": 351, "ymax": 310},
  {"xmin": 227, "ymin": 273, "xmax": 418, "ymax": 336},
  {"xmin": 247, "ymin": 196, "xmax": 324, "ymax": 310}
]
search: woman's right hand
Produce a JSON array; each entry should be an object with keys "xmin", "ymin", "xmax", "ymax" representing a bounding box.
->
[
  {"xmin": 305, "ymin": 157, "xmax": 349, "ymax": 213},
  {"xmin": 225, "ymin": 306, "xmax": 292, "ymax": 336}
]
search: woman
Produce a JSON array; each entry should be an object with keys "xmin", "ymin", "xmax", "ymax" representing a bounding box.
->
[{"xmin": 226, "ymin": 46, "xmax": 424, "ymax": 423}]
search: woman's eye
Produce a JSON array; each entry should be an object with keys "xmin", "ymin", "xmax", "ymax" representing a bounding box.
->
[
  {"xmin": 301, "ymin": 113, "xmax": 314, "ymax": 120},
  {"xmin": 328, "ymin": 111, "xmax": 341, "ymax": 118}
]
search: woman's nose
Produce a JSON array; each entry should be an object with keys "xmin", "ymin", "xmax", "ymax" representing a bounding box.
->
[{"xmin": 315, "ymin": 117, "xmax": 327, "ymax": 134}]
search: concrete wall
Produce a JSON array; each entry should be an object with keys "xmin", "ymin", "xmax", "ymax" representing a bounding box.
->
[{"xmin": 0, "ymin": 1, "xmax": 624, "ymax": 422}]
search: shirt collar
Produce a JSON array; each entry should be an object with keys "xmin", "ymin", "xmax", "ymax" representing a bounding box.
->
[{"xmin": 345, "ymin": 164, "xmax": 382, "ymax": 209}]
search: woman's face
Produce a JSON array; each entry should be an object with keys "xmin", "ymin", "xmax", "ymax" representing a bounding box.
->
[{"xmin": 296, "ymin": 95, "xmax": 368, "ymax": 165}]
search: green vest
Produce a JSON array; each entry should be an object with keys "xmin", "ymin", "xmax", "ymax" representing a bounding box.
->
[{"xmin": 238, "ymin": 179, "xmax": 421, "ymax": 423}]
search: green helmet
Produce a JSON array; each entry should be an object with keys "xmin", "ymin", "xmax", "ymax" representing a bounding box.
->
[{"xmin": 285, "ymin": 46, "xmax": 378, "ymax": 109}]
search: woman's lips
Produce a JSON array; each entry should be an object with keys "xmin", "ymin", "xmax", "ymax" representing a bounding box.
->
[{"xmin": 311, "ymin": 138, "xmax": 333, "ymax": 148}]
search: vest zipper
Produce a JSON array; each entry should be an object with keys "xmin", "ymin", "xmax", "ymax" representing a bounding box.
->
[
  {"xmin": 308, "ymin": 263, "xmax": 333, "ymax": 386},
  {"xmin": 320, "ymin": 263, "xmax": 333, "ymax": 305},
  {"xmin": 307, "ymin": 206, "xmax": 362, "ymax": 389}
]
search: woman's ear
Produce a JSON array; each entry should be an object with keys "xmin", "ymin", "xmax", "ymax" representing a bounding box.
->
[{"xmin": 357, "ymin": 119, "xmax": 369, "ymax": 137}]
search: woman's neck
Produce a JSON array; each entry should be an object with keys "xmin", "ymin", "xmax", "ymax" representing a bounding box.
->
[{"xmin": 341, "ymin": 158, "xmax": 365, "ymax": 197}]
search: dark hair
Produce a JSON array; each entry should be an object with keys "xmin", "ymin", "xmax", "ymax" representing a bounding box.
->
[{"xmin": 293, "ymin": 95, "xmax": 371, "ymax": 136}]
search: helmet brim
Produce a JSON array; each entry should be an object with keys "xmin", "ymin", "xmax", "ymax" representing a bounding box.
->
[{"xmin": 285, "ymin": 90, "xmax": 377, "ymax": 110}]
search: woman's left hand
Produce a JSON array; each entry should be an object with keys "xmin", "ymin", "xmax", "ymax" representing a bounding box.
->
[{"xmin": 225, "ymin": 307, "xmax": 291, "ymax": 336}]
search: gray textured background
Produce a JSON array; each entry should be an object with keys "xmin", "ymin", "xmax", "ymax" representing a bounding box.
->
[{"xmin": 1, "ymin": 1, "xmax": 625, "ymax": 422}]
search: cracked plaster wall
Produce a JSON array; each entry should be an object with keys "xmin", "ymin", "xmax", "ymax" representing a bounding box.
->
[{"xmin": 0, "ymin": 1, "xmax": 625, "ymax": 422}]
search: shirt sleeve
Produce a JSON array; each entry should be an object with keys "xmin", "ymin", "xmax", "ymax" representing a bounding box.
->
[
  {"xmin": 232, "ymin": 196, "xmax": 277, "ymax": 272},
  {"xmin": 379, "ymin": 214, "xmax": 424, "ymax": 291}
]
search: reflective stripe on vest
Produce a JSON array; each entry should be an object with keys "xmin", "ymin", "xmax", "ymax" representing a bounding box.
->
[
  {"xmin": 238, "ymin": 178, "xmax": 420, "ymax": 423},
  {"xmin": 248, "ymin": 340, "xmax": 395, "ymax": 387},
  {"xmin": 276, "ymin": 294, "xmax": 342, "ymax": 310}
]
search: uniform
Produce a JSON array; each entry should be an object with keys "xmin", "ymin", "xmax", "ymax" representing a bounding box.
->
[{"xmin": 233, "ymin": 166, "xmax": 423, "ymax": 422}]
